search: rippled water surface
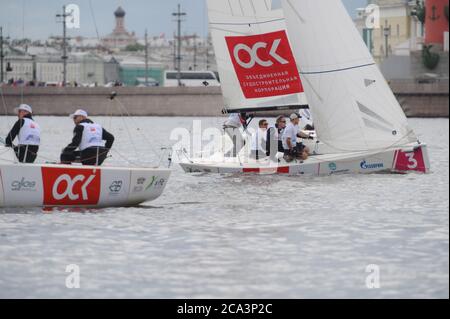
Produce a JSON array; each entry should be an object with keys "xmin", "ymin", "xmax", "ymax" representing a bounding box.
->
[{"xmin": 0, "ymin": 117, "xmax": 448, "ymax": 299}]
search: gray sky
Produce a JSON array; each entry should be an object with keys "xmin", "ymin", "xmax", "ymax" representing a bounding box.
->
[{"xmin": 0, "ymin": 0, "xmax": 367, "ymax": 40}]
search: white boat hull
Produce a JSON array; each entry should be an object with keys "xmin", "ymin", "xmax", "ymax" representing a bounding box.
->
[
  {"xmin": 0, "ymin": 163, "xmax": 170, "ymax": 208},
  {"xmin": 180, "ymin": 144, "xmax": 430, "ymax": 176}
]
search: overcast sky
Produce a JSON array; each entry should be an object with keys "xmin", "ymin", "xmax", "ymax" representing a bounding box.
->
[{"xmin": 0, "ymin": 0, "xmax": 367, "ymax": 40}]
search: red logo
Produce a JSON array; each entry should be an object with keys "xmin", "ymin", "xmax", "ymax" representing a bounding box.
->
[
  {"xmin": 90, "ymin": 127, "xmax": 96, "ymax": 132},
  {"xmin": 42, "ymin": 167, "xmax": 101, "ymax": 206},
  {"xmin": 30, "ymin": 123, "xmax": 36, "ymax": 129},
  {"xmin": 226, "ymin": 30, "xmax": 303, "ymax": 99},
  {"xmin": 394, "ymin": 147, "xmax": 426, "ymax": 173}
]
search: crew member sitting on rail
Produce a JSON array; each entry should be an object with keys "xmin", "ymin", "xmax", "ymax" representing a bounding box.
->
[
  {"xmin": 250, "ymin": 119, "xmax": 269, "ymax": 160},
  {"xmin": 60, "ymin": 109, "xmax": 115, "ymax": 166},
  {"xmin": 5, "ymin": 104, "xmax": 41, "ymax": 163},
  {"xmin": 282, "ymin": 113, "xmax": 313, "ymax": 162},
  {"xmin": 223, "ymin": 112, "xmax": 253, "ymax": 157},
  {"xmin": 266, "ymin": 116, "xmax": 287, "ymax": 160}
]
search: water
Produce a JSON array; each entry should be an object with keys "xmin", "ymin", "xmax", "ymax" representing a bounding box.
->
[{"xmin": 0, "ymin": 117, "xmax": 448, "ymax": 299}]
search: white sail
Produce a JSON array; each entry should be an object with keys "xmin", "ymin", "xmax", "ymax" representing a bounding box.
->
[
  {"xmin": 207, "ymin": 0, "xmax": 308, "ymax": 113},
  {"xmin": 281, "ymin": 0, "xmax": 417, "ymax": 152}
]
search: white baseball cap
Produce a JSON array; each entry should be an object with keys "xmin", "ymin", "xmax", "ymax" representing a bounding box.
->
[
  {"xmin": 290, "ymin": 113, "xmax": 301, "ymax": 120},
  {"xmin": 14, "ymin": 104, "xmax": 33, "ymax": 114},
  {"xmin": 70, "ymin": 109, "xmax": 88, "ymax": 119}
]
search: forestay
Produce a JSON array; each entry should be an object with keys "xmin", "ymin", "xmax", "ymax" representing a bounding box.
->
[
  {"xmin": 281, "ymin": 0, "xmax": 417, "ymax": 152},
  {"xmin": 207, "ymin": 0, "xmax": 308, "ymax": 113}
]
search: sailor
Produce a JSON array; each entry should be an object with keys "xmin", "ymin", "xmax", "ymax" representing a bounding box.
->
[
  {"xmin": 250, "ymin": 119, "xmax": 269, "ymax": 160},
  {"xmin": 282, "ymin": 113, "xmax": 313, "ymax": 162},
  {"xmin": 266, "ymin": 116, "xmax": 287, "ymax": 159},
  {"xmin": 60, "ymin": 109, "xmax": 115, "ymax": 166},
  {"xmin": 4, "ymin": 104, "xmax": 40, "ymax": 163},
  {"xmin": 223, "ymin": 112, "xmax": 252, "ymax": 157}
]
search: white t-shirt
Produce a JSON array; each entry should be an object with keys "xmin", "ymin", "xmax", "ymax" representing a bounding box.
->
[{"xmin": 282, "ymin": 123, "xmax": 299, "ymax": 150}]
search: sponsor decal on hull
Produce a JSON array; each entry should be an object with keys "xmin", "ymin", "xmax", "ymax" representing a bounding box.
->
[
  {"xmin": 394, "ymin": 147, "xmax": 427, "ymax": 173},
  {"xmin": 360, "ymin": 160, "xmax": 385, "ymax": 170},
  {"xmin": 42, "ymin": 167, "xmax": 101, "ymax": 206},
  {"xmin": 11, "ymin": 178, "xmax": 37, "ymax": 192},
  {"xmin": 225, "ymin": 30, "xmax": 303, "ymax": 99}
]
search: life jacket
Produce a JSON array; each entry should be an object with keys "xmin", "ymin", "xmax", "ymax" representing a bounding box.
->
[
  {"xmin": 18, "ymin": 118, "xmax": 41, "ymax": 146},
  {"xmin": 79, "ymin": 122, "xmax": 104, "ymax": 151}
]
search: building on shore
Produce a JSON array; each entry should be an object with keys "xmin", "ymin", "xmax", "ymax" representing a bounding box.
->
[
  {"xmin": 101, "ymin": 7, "xmax": 137, "ymax": 51},
  {"xmin": 355, "ymin": 0, "xmax": 449, "ymax": 81}
]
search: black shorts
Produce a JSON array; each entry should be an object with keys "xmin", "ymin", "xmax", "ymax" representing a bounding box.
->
[
  {"xmin": 61, "ymin": 147, "xmax": 109, "ymax": 166},
  {"xmin": 14, "ymin": 145, "xmax": 39, "ymax": 163}
]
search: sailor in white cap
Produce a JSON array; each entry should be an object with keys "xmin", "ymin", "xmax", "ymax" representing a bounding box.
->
[
  {"xmin": 4, "ymin": 104, "xmax": 41, "ymax": 163},
  {"xmin": 282, "ymin": 113, "xmax": 313, "ymax": 162},
  {"xmin": 60, "ymin": 109, "xmax": 115, "ymax": 166}
]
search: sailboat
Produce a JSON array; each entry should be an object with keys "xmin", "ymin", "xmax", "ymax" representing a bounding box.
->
[
  {"xmin": 0, "ymin": 95, "xmax": 170, "ymax": 208},
  {"xmin": 179, "ymin": 0, "xmax": 430, "ymax": 175}
]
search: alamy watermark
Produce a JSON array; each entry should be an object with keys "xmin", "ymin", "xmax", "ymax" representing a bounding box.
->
[
  {"xmin": 366, "ymin": 264, "xmax": 381, "ymax": 289},
  {"xmin": 65, "ymin": 264, "xmax": 81, "ymax": 289},
  {"xmin": 66, "ymin": 4, "xmax": 80, "ymax": 29}
]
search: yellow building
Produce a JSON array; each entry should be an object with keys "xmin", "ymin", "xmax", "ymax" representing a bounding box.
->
[{"xmin": 371, "ymin": 0, "xmax": 423, "ymax": 63}]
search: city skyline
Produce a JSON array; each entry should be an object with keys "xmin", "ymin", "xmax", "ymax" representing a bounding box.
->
[{"xmin": 0, "ymin": 0, "xmax": 367, "ymax": 40}]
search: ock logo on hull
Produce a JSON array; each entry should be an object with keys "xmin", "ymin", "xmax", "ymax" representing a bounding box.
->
[
  {"xmin": 225, "ymin": 30, "xmax": 303, "ymax": 99},
  {"xmin": 42, "ymin": 167, "xmax": 101, "ymax": 206}
]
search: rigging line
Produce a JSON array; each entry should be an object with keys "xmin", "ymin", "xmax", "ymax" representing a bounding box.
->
[
  {"xmin": 0, "ymin": 85, "xmax": 12, "ymax": 132},
  {"xmin": 111, "ymin": 99, "xmax": 143, "ymax": 166},
  {"xmin": 300, "ymin": 63, "xmax": 376, "ymax": 75},
  {"xmin": 209, "ymin": 18, "xmax": 285, "ymax": 26},
  {"xmin": 88, "ymin": 0, "xmax": 101, "ymax": 41},
  {"xmin": 110, "ymin": 149, "xmax": 146, "ymax": 168},
  {"xmin": 113, "ymin": 98, "xmax": 163, "ymax": 155}
]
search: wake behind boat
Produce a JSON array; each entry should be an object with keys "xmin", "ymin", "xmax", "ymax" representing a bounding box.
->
[{"xmin": 179, "ymin": 0, "xmax": 430, "ymax": 175}]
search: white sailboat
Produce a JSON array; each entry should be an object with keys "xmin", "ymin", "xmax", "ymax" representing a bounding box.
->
[
  {"xmin": 0, "ymin": 98, "xmax": 170, "ymax": 209},
  {"xmin": 179, "ymin": 0, "xmax": 430, "ymax": 175}
]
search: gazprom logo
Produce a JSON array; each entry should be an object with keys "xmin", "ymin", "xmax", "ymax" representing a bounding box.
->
[{"xmin": 360, "ymin": 160, "xmax": 384, "ymax": 170}]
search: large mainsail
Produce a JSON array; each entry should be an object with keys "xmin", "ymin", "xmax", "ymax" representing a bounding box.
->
[
  {"xmin": 281, "ymin": 0, "xmax": 417, "ymax": 152},
  {"xmin": 207, "ymin": 0, "xmax": 308, "ymax": 113}
]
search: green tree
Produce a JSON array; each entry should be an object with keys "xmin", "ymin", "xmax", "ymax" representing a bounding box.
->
[{"xmin": 124, "ymin": 43, "xmax": 145, "ymax": 52}]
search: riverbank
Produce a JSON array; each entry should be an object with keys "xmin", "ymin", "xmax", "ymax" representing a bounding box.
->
[{"xmin": 1, "ymin": 80, "xmax": 448, "ymax": 117}]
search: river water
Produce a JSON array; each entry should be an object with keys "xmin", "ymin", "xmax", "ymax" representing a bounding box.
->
[{"xmin": 0, "ymin": 117, "xmax": 448, "ymax": 299}]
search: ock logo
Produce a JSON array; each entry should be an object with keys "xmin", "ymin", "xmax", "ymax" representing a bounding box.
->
[
  {"xmin": 226, "ymin": 30, "xmax": 303, "ymax": 99},
  {"xmin": 42, "ymin": 167, "xmax": 101, "ymax": 206}
]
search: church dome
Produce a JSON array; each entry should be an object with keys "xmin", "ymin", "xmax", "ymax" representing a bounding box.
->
[{"xmin": 114, "ymin": 7, "xmax": 125, "ymax": 18}]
